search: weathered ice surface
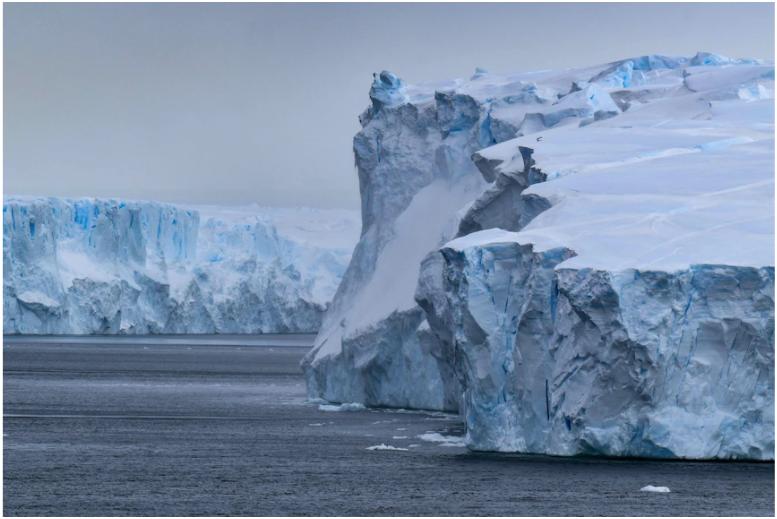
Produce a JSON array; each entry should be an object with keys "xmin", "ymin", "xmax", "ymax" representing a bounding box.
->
[
  {"xmin": 303, "ymin": 68, "xmax": 567, "ymax": 410},
  {"xmin": 440, "ymin": 237, "xmax": 773, "ymax": 459},
  {"xmin": 4, "ymin": 198, "xmax": 358, "ymax": 334},
  {"xmin": 305, "ymin": 53, "xmax": 774, "ymax": 459}
]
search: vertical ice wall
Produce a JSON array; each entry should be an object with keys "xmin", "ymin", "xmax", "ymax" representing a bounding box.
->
[
  {"xmin": 425, "ymin": 58, "xmax": 775, "ymax": 458},
  {"xmin": 304, "ymin": 54, "xmax": 775, "ymax": 459},
  {"xmin": 4, "ymin": 197, "xmax": 359, "ymax": 334},
  {"xmin": 302, "ymin": 63, "xmax": 615, "ymax": 410},
  {"xmin": 303, "ymin": 72, "xmax": 490, "ymax": 410}
]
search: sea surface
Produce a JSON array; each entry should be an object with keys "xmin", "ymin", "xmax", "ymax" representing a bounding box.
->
[{"xmin": 4, "ymin": 335, "xmax": 774, "ymax": 516}]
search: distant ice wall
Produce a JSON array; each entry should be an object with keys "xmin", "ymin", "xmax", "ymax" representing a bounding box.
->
[{"xmin": 3, "ymin": 197, "xmax": 359, "ymax": 334}]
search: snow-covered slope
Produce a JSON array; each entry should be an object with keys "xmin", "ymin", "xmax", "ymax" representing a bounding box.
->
[
  {"xmin": 303, "ymin": 53, "xmax": 774, "ymax": 459},
  {"xmin": 3, "ymin": 197, "xmax": 359, "ymax": 334}
]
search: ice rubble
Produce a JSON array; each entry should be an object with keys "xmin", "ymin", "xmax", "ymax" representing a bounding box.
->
[
  {"xmin": 3, "ymin": 197, "xmax": 359, "ymax": 334},
  {"xmin": 303, "ymin": 53, "xmax": 774, "ymax": 460},
  {"xmin": 640, "ymin": 486, "xmax": 671, "ymax": 493},
  {"xmin": 416, "ymin": 432, "xmax": 468, "ymax": 447},
  {"xmin": 366, "ymin": 444, "xmax": 409, "ymax": 451},
  {"xmin": 318, "ymin": 402, "xmax": 366, "ymax": 412}
]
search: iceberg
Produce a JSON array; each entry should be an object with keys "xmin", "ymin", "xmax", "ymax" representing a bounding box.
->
[
  {"xmin": 3, "ymin": 197, "xmax": 359, "ymax": 334},
  {"xmin": 304, "ymin": 53, "xmax": 774, "ymax": 459}
]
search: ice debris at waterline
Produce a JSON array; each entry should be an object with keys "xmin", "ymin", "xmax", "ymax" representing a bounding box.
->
[
  {"xmin": 366, "ymin": 444, "xmax": 409, "ymax": 451},
  {"xmin": 640, "ymin": 486, "xmax": 671, "ymax": 494},
  {"xmin": 417, "ymin": 433, "xmax": 468, "ymax": 447},
  {"xmin": 3, "ymin": 197, "xmax": 359, "ymax": 334},
  {"xmin": 303, "ymin": 52, "xmax": 775, "ymax": 460},
  {"xmin": 317, "ymin": 402, "xmax": 367, "ymax": 412}
]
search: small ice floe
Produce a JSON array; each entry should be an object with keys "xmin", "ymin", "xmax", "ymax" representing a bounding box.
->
[
  {"xmin": 308, "ymin": 423, "xmax": 324, "ymax": 427},
  {"xmin": 381, "ymin": 407, "xmax": 454, "ymax": 419},
  {"xmin": 366, "ymin": 444, "xmax": 409, "ymax": 451},
  {"xmin": 417, "ymin": 432, "xmax": 467, "ymax": 447},
  {"xmin": 640, "ymin": 485, "xmax": 671, "ymax": 493},
  {"xmin": 392, "ymin": 435, "xmax": 408, "ymax": 439},
  {"xmin": 408, "ymin": 444, "xmax": 420, "ymax": 448},
  {"xmin": 318, "ymin": 402, "xmax": 366, "ymax": 412},
  {"xmin": 396, "ymin": 427, "xmax": 407, "ymax": 431}
]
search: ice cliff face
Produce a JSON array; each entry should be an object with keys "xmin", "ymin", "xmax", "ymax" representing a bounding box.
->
[
  {"xmin": 439, "ymin": 239, "xmax": 773, "ymax": 459},
  {"xmin": 303, "ymin": 68, "xmax": 555, "ymax": 411},
  {"xmin": 4, "ymin": 198, "xmax": 359, "ymax": 334},
  {"xmin": 304, "ymin": 53, "xmax": 774, "ymax": 460}
]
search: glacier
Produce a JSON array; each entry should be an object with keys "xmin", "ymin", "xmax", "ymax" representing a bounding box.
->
[
  {"xmin": 3, "ymin": 197, "xmax": 359, "ymax": 334},
  {"xmin": 303, "ymin": 53, "xmax": 775, "ymax": 459}
]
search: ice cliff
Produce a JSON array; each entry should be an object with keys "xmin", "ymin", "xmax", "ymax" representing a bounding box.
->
[
  {"xmin": 303, "ymin": 53, "xmax": 775, "ymax": 459},
  {"xmin": 4, "ymin": 198, "xmax": 359, "ymax": 334}
]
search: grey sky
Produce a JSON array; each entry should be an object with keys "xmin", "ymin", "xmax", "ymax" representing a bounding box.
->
[{"xmin": 5, "ymin": 3, "xmax": 774, "ymax": 209}]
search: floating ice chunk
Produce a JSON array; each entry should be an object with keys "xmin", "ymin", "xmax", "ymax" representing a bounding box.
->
[
  {"xmin": 392, "ymin": 435, "xmax": 409, "ymax": 439},
  {"xmin": 308, "ymin": 423, "xmax": 324, "ymax": 427},
  {"xmin": 417, "ymin": 432, "xmax": 467, "ymax": 447},
  {"xmin": 318, "ymin": 402, "xmax": 366, "ymax": 412},
  {"xmin": 366, "ymin": 444, "xmax": 409, "ymax": 451},
  {"xmin": 377, "ymin": 407, "xmax": 454, "ymax": 418},
  {"xmin": 640, "ymin": 485, "xmax": 671, "ymax": 493}
]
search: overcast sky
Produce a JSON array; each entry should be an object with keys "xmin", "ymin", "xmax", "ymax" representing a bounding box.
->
[{"xmin": 5, "ymin": 3, "xmax": 774, "ymax": 209}]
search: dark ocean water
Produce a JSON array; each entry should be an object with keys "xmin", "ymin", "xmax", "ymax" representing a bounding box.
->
[{"xmin": 4, "ymin": 336, "xmax": 774, "ymax": 516}]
